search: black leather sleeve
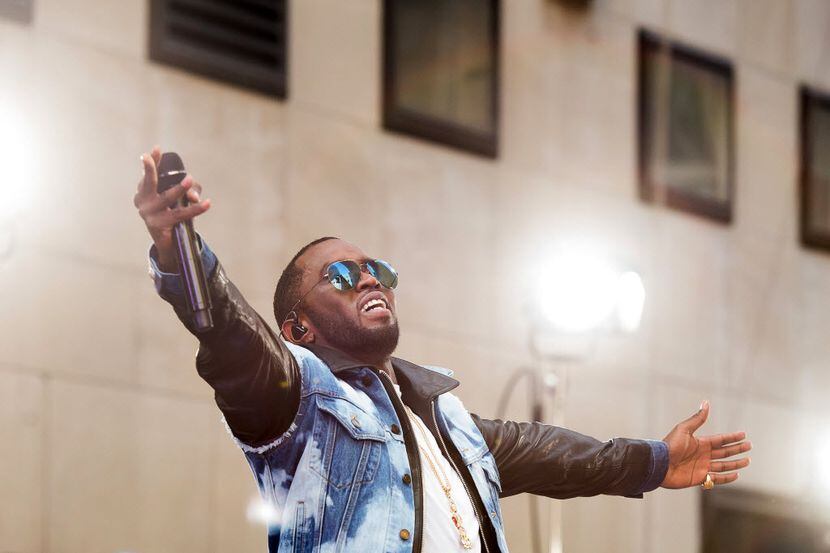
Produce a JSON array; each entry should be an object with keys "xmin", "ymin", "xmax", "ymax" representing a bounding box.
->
[
  {"xmin": 472, "ymin": 415, "xmax": 654, "ymax": 499},
  {"xmin": 166, "ymin": 260, "xmax": 301, "ymax": 448}
]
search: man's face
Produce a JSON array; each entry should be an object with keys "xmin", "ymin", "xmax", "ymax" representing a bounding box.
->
[{"xmin": 293, "ymin": 239, "xmax": 399, "ymax": 362}]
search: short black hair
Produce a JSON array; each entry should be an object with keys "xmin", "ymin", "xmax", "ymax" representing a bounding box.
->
[{"xmin": 273, "ymin": 236, "xmax": 339, "ymax": 330}]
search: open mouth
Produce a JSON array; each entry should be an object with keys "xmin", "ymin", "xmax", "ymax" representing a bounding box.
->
[{"xmin": 361, "ymin": 298, "xmax": 389, "ymax": 313}]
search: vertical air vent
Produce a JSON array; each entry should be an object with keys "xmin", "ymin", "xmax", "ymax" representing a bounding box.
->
[
  {"xmin": 0, "ymin": 0, "xmax": 34, "ymax": 24},
  {"xmin": 149, "ymin": 0, "xmax": 288, "ymax": 98}
]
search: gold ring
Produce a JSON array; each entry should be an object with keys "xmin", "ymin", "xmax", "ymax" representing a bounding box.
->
[{"xmin": 702, "ymin": 473, "xmax": 714, "ymax": 490}]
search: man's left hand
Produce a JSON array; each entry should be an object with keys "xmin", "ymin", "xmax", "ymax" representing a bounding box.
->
[{"xmin": 660, "ymin": 400, "xmax": 752, "ymax": 489}]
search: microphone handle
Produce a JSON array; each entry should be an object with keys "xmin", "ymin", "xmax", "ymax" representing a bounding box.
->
[{"xmin": 173, "ymin": 197, "xmax": 213, "ymax": 332}]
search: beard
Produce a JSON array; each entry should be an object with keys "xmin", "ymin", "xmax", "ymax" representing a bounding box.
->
[{"xmin": 305, "ymin": 303, "xmax": 400, "ymax": 362}]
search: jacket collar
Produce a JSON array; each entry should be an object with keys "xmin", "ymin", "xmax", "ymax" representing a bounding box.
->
[{"xmin": 300, "ymin": 343, "xmax": 459, "ymax": 404}]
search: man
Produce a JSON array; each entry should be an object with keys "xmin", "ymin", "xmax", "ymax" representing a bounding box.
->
[{"xmin": 134, "ymin": 147, "xmax": 751, "ymax": 552}]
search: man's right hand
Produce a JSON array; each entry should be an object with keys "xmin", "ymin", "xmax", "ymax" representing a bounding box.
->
[{"xmin": 133, "ymin": 146, "xmax": 211, "ymax": 273}]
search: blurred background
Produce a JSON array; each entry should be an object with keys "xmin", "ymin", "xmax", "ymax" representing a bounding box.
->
[{"xmin": 1, "ymin": 0, "xmax": 830, "ymax": 552}]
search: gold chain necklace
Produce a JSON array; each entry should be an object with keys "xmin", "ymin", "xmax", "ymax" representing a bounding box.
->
[{"xmin": 403, "ymin": 404, "xmax": 474, "ymax": 550}]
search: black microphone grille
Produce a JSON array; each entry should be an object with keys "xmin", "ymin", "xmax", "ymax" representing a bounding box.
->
[
  {"xmin": 158, "ymin": 152, "xmax": 185, "ymax": 176},
  {"xmin": 157, "ymin": 152, "xmax": 187, "ymax": 193}
]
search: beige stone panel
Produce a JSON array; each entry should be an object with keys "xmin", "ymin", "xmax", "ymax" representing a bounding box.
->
[
  {"xmin": 738, "ymin": 0, "xmax": 794, "ymax": 76},
  {"xmin": 134, "ymin": 280, "xmax": 213, "ymax": 399},
  {"xmin": 282, "ymin": 106, "xmax": 387, "ymax": 260},
  {"xmin": 648, "ymin": 211, "xmax": 732, "ymax": 386},
  {"xmin": 500, "ymin": 0, "xmax": 560, "ymax": 173},
  {"xmin": 795, "ymin": 0, "xmax": 830, "ymax": 89},
  {"xmin": 48, "ymin": 379, "xmax": 214, "ymax": 553},
  {"xmin": 212, "ymin": 424, "xmax": 268, "ymax": 553},
  {"xmin": 35, "ymin": 0, "xmax": 146, "ymax": 60},
  {"xmin": 0, "ymin": 371, "xmax": 43, "ymax": 553},
  {"xmin": 0, "ymin": 246, "xmax": 140, "ymax": 381},
  {"xmin": 667, "ymin": 0, "xmax": 738, "ymax": 57},
  {"xmin": 729, "ymin": 397, "xmax": 805, "ymax": 497},
  {"xmin": 734, "ymin": 67, "xmax": 797, "ymax": 243},
  {"xmin": 563, "ymin": 494, "xmax": 647, "ymax": 553},
  {"xmin": 291, "ymin": 0, "xmax": 379, "ymax": 125},
  {"xmin": 500, "ymin": 494, "xmax": 554, "ymax": 553},
  {"xmin": 380, "ymin": 135, "xmax": 497, "ymax": 345},
  {"xmin": 501, "ymin": 4, "xmax": 636, "ymax": 198},
  {"xmin": 723, "ymin": 234, "xmax": 802, "ymax": 405},
  {"xmin": 5, "ymin": 32, "xmax": 156, "ymax": 272}
]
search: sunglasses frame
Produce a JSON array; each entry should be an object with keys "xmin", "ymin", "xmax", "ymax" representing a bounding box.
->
[{"xmin": 280, "ymin": 258, "xmax": 398, "ymax": 336}]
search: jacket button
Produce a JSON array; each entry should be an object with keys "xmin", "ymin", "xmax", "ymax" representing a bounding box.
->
[
  {"xmin": 361, "ymin": 376, "xmax": 372, "ymax": 387},
  {"xmin": 402, "ymin": 473, "xmax": 412, "ymax": 485},
  {"xmin": 399, "ymin": 529, "xmax": 411, "ymax": 541},
  {"xmin": 390, "ymin": 424, "xmax": 401, "ymax": 434},
  {"xmin": 351, "ymin": 415, "xmax": 361, "ymax": 428}
]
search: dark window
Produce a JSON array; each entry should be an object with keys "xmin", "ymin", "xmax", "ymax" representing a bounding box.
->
[
  {"xmin": 638, "ymin": 30, "xmax": 734, "ymax": 223},
  {"xmin": 799, "ymin": 86, "xmax": 830, "ymax": 253},
  {"xmin": 383, "ymin": 0, "xmax": 500, "ymax": 158},
  {"xmin": 0, "ymin": 0, "xmax": 33, "ymax": 24},
  {"xmin": 148, "ymin": 0, "xmax": 288, "ymax": 98},
  {"xmin": 702, "ymin": 488, "xmax": 830, "ymax": 553}
]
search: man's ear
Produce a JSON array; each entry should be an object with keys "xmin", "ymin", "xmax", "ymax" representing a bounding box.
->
[{"xmin": 281, "ymin": 317, "xmax": 314, "ymax": 344}]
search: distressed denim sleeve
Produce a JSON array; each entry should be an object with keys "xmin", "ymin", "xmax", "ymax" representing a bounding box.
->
[{"xmin": 147, "ymin": 238, "xmax": 301, "ymax": 447}]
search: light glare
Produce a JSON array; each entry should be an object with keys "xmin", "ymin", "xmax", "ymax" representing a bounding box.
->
[
  {"xmin": 536, "ymin": 254, "xmax": 618, "ymax": 333},
  {"xmin": 246, "ymin": 496, "xmax": 280, "ymax": 527},
  {"xmin": 616, "ymin": 271, "xmax": 646, "ymax": 332},
  {"xmin": 0, "ymin": 105, "xmax": 33, "ymax": 221}
]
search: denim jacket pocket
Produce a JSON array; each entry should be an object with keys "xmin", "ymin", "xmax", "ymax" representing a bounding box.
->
[{"xmin": 310, "ymin": 395, "xmax": 388, "ymax": 489}]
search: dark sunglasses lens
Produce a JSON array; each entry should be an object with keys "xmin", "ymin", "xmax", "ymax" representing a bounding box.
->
[
  {"xmin": 368, "ymin": 259, "xmax": 398, "ymax": 289},
  {"xmin": 327, "ymin": 261, "xmax": 361, "ymax": 290}
]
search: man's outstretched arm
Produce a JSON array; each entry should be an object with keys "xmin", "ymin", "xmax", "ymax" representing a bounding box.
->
[
  {"xmin": 136, "ymin": 146, "xmax": 300, "ymax": 448},
  {"xmin": 473, "ymin": 400, "xmax": 751, "ymax": 499},
  {"xmin": 472, "ymin": 415, "xmax": 667, "ymax": 499}
]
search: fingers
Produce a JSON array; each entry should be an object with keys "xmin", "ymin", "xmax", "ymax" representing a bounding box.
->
[
  {"xmin": 710, "ymin": 440, "xmax": 752, "ymax": 460},
  {"xmin": 136, "ymin": 152, "xmax": 159, "ymax": 200},
  {"xmin": 151, "ymin": 145, "xmax": 161, "ymax": 166},
  {"xmin": 711, "ymin": 472, "xmax": 739, "ymax": 486},
  {"xmin": 168, "ymin": 198, "xmax": 211, "ymax": 223},
  {"xmin": 710, "ymin": 457, "xmax": 750, "ymax": 473},
  {"xmin": 678, "ymin": 400, "xmax": 710, "ymax": 434}
]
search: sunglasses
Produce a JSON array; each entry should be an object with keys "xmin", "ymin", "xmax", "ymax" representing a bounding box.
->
[
  {"xmin": 322, "ymin": 259, "xmax": 398, "ymax": 291},
  {"xmin": 283, "ymin": 258, "xmax": 399, "ymax": 332}
]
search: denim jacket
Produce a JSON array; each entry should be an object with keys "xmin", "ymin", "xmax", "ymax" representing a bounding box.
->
[{"xmin": 148, "ymin": 240, "xmax": 668, "ymax": 553}]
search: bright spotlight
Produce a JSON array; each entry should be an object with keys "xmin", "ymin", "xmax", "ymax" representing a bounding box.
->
[
  {"xmin": 534, "ymin": 252, "xmax": 645, "ymax": 334},
  {"xmin": 535, "ymin": 253, "xmax": 619, "ymax": 333},
  {"xmin": 246, "ymin": 495, "xmax": 280, "ymax": 527},
  {"xmin": 0, "ymin": 104, "xmax": 34, "ymax": 221}
]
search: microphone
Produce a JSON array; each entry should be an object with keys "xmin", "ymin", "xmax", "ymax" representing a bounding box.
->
[{"xmin": 157, "ymin": 152, "xmax": 213, "ymax": 332}]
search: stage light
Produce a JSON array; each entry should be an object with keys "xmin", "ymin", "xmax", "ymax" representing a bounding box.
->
[
  {"xmin": 246, "ymin": 495, "xmax": 280, "ymax": 527},
  {"xmin": 0, "ymin": 103, "xmax": 34, "ymax": 222},
  {"xmin": 535, "ymin": 252, "xmax": 618, "ymax": 333},
  {"xmin": 534, "ymin": 251, "xmax": 644, "ymax": 334}
]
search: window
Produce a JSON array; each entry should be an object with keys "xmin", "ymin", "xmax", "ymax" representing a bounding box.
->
[
  {"xmin": 799, "ymin": 86, "xmax": 830, "ymax": 252},
  {"xmin": 638, "ymin": 30, "xmax": 734, "ymax": 223},
  {"xmin": 382, "ymin": 0, "xmax": 500, "ymax": 158},
  {"xmin": 149, "ymin": 0, "xmax": 288, "ymax": 98}
]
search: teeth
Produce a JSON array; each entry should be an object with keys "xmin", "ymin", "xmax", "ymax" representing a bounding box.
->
[{"xmin": 362, "ymin": 299, "xmax": 386, "ymax": 312}]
